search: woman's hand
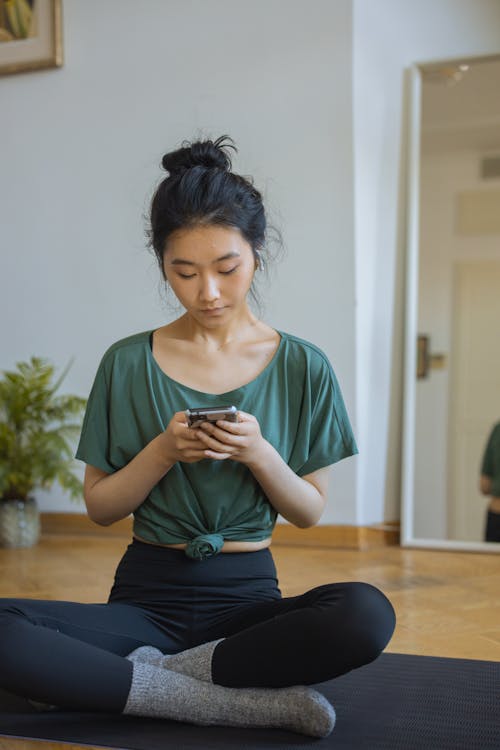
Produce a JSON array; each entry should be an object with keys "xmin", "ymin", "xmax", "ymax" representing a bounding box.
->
[
  {"xmin": 162, "ymin": 411, "xmax": 211, "ymax": 464},
  {"xmin": 195, "ymin": 411, "xmax": 268, "ymax": 465},
  {"xmin": 195, "ymin": 410, "xmax": 328, "ymax": 528},
  {"xmin": 198, "ymin": 411, "xmax": 328, "ymax": 528}
]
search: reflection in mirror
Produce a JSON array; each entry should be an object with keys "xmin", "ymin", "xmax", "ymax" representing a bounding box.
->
[{"xmin": 402, "ymin": 55, "xmax": 500, "ymax": 551}]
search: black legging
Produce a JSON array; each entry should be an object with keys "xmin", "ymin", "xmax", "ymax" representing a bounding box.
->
[
  {"xmin": 485, "ymin": 509, "xmax": 500, "ymax": 542},
  {"xmin": 0, "ymin": 541, "xmax": 396, "ymax": 712}
]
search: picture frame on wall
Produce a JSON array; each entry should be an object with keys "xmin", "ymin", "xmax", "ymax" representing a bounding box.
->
[{"xmin": 0, "ymin": 0, "xmax": 62, "ymax": 76}]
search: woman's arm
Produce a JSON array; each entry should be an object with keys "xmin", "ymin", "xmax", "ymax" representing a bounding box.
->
[
  {"xmin": 84, "ymin": 435, "xmax": 174, "ymax": 526},
  {"xmin": 479, "ymin": 474, "xmax": 492, "ymax": 496},
  {"xmin": 195, "ymin": 412, "xmax": 330, "ymax": 528},
  {"xmin": 246, "ymin": 443, "xmax": 330, "ymax": 528},
  {"xmin": 83, "ymin": 411, "xmax": 207, "ymax": 526}
]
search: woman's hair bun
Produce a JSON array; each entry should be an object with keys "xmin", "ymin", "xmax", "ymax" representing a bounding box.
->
[{"xmin": 161, "ymin": 135, "xmax": 236, "ymax": 176}]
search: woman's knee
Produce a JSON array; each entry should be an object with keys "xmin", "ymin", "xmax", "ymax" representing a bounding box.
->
[
  {"xmin": 0, "ymin": 599, "xmax": 23, "ymax": 623},
  {"xmin": 309, "ymin": 581, "xmax": 395, "ymax": 661},
  {"xmin": 0, "ymin": 600, "xmax": 26, "ymax": 658},
  {"xmin": 342, "ymin": 582, "xmax": 396, "ymax": 660}
]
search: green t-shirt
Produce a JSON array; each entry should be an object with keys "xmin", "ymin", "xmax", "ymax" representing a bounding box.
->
[
  {"xmin": 481, "ymin": 422, "xmax": 500, "ymax": 497},
  {"xmin": 76, "ymin": 329, "xmax": 358, "ymax": 558}
]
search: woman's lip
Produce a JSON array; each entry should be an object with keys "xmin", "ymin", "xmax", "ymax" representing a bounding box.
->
[{"xmin": 201, "ymin": 307, "xmax": 225, "ymax": 314}]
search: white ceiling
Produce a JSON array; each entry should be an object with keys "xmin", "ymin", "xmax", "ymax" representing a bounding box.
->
[{"xmin": 421, "ymin": 56, "xmax": 500, "ymax": 154}]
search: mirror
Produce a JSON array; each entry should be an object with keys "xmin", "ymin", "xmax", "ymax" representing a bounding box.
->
[{"xmin": 402, "ymin": 54, "xmax": 500, "ymax": 551}]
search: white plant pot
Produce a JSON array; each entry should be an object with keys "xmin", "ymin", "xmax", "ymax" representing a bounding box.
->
[{"xmin": 0, "ymin": 497, "xmax": 40, "ymax": 548}]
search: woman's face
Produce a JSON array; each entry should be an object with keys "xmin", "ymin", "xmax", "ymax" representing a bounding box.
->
[{"xmin": 163, "ymin": 224, "xmax": 257, "ymax": 325}]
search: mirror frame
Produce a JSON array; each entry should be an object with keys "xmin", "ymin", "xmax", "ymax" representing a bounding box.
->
[{"xmin": 401, "ymin": 56, "xmax": 500, "ymax": 552}]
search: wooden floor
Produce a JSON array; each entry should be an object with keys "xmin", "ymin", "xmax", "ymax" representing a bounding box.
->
[{"xmin": 0, "ymin": 533, "xmax": 499, "ymax": 749}]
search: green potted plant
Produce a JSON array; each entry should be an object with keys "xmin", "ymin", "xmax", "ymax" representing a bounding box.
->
[{"xmin": 0, "ymin": 357, "xmax": 86, "ymax": 548}]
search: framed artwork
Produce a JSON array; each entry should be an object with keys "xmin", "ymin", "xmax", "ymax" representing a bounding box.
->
[{"xmin": 0, "ymin": 0, "xmax": 62, "ymax": 76}]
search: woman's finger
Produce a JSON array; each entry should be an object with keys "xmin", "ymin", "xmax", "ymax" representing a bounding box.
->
[
  {"xmin": 204, "ymin": 450, "xmax": 231, "ymax": 460},
  {"xmin": 214, "ymin": 419, "xmax": 243, "ymax": 434},
  {"xmin": 197, "ymin": 430, "xmax": 237, "ymax": 452},
  {"xmin": 233, "ymin": 411, "xmax": 254, "ymax": 422},
  {"xmin": 202, "ymin": 421, "xmax": 247, "ymax": 440},
  {"xmin": 181, "ymin": 425, "xmax": 203, "ymax": 442}
]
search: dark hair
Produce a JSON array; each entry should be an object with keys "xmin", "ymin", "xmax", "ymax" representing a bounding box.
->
[{"xmin": 148, "ymin": 135, "xmax": 283, "ymax": 311}]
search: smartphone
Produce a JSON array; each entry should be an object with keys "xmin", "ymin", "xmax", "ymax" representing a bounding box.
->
[{"xmin": 185, "ymin": 405, "xmax": 239, "ymax": 428}]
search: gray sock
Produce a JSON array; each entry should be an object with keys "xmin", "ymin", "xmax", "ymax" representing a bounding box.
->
[
  {"xmin": 127, "ymin": 640, "xmax": 221, "ymax": 681},
  {"xmin": 124, "ymin": 661, "xmax": 335, "ymax": 738},
  {"xmin": 126, "ymin": 645, "xmax": 166, "ymax": 668}
]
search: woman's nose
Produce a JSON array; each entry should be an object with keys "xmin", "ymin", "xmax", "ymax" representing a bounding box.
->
[{"xmin": 199, "ymin": 275, "xmax": 220, "ymax": 302}]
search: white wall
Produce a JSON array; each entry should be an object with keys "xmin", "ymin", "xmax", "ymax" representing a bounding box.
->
[
  {"xmin": 1, "ymin": 0, "xmax": 357, "ymax": 517},
  {"xmin": 353, "ymin": 0, "xmax": 500, "ymax": 525},
  {"xmin": 3, "ymin": 0, "xmax": 500, "ymax": 525}
]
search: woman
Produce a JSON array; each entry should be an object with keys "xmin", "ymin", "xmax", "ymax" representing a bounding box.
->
[
  {"xmin": 480, "ymin": 420, "xmax": 500, "ymax": 542},
  {"xmin": 0, "ymin": 136, "xmax": 395, "ymax": 738}
]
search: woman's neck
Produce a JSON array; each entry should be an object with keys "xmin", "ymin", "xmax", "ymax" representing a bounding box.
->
[{"xmin": 176, "ymin": 310, "xmax": 262, "ymax": 351}]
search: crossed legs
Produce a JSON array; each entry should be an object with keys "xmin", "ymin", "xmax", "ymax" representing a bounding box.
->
[{"xmin": 0, "ymin": 581, "xmax": 395, "ymax": 734}]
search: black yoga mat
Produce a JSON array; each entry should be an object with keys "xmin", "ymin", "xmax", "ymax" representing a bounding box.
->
[{"xmin": 0, "ymin": 652, "xmax": 499, "ymax": 750}]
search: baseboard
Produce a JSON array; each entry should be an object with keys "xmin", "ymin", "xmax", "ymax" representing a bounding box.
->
[
  {"xmin": 41, "ymin": 513, "xmax": 133, "ymax": 537},
  {"xmin": 40, "ymin": 514, "xmax": 400, "ymax": 549},
  {"xmin": 272, "ymin": 521, "xmax": 400, "ymax": 549}
]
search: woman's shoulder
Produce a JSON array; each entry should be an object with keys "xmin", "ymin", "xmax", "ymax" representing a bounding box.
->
[
  {"xmin": 99, "ymin": 330, "xmax": 153, "ymax": 368},
  {"xmin": 278, "ymin": 330, "xmax": 334, "ymax": 372}
]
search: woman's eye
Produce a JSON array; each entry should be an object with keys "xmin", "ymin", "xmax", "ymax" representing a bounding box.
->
[
  {"xmin": 219, "ymin": 267, "xmax": 238, "ymax": 275},
  {"xmin": 178, "ymin": 273, "xmax": 196, "ymax": 279}
]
